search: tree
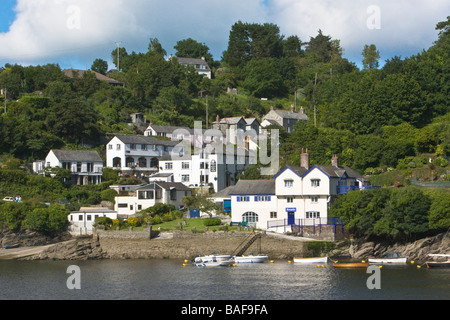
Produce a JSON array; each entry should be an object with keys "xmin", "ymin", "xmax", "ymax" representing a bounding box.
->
[
  {"xmin": 148, "ymin": 37, "xmax": 167, "ymax": 56},
  {"xmin": 91, "ymin": 58, "xmax": 108, "ymax": 75},
  {"xmin": 174, "ymin": 38, "xmax": 213, "ymax": 63},
  {"xmin": 283, "ymin": 35, "xmax": 304, "ymax": 57},
  {"xmin": 305, "ymin": 30, "xmax": 342, "ymax": 62},
  {"xmin": 362, "ymin": 44, "xmax": 380, "ymax": 69}
]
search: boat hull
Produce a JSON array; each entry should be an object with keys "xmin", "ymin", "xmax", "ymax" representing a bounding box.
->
[
  {"xmin": 233, "ymin": 255, "xmax": 268, "ymax": 263},
  {"xmin": 368, "ymin": 258, "xmax": 407, "ymax": 264},
  {"xmin": 294, "ymin": 257, "xmax": 328, "ymax": 264},
  {"xmin": 196, "ymin": 260, "xmax": 232, "ymax": 267},
  {"xmin": 194, "ymin": 255, "xmax": 231, "ymax": 263},
  {"xmin": 333, "ymin": 262, "xmax": 369, "ymax": 269},
  {"xmin": 426, "ymin": 261, "xmax": 450, "ymax": 268}
]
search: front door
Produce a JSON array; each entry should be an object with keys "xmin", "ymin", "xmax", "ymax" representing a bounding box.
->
[{"xmin": 287, "ymin": 212, "xmax": 295, "ymax": 225}]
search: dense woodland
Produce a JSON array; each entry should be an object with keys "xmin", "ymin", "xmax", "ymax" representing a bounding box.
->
[{"xmin": 0, "ymin": 18, "xmax": 449, "ymax": 239}]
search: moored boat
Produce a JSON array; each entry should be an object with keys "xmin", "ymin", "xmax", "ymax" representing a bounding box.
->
[
  {"xmin": 196, "ymin": 260, "xmax": 233, "ymax": 268},
  {"xmin": 293, "ymin": 256, "xmax": 328, "ymax": 264},
  {"xmin": 194, "ymin": 254, "xmax": 231, "ymax": 264},
  {"xmin": 333, "ymin": 262, "xmax": 369, "ymax": 269},
  {"xmin": 368, "ymin": 252, "xmax": 408, "ymax": 265},
  {"xmin": 233, "ymin": 255, "xmax": 268, "ymax": 263},
  {"xmin": 426, "ymin": 254, "xmax": 450, "ymax": 269}
]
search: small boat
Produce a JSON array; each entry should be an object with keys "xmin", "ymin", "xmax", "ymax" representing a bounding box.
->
[
  {"xmin": 426, "ymin": 254, "xmax": 450, "ymax": 269},
  {"xmin": 3, "ymin": 244, "xmax": 20, "ymax": 249},
  {"xmin": 195, "ymin": 257, "xmax": 233, "ymax": 268},
  {"xmin": 233, "ymin": 254, "xmax": 268, "ymax": 263},
  {"xmin": 369, "ymin": 252, "xmax": 408, "ymax": 265},
  {"xmin": 333, "ymin": 262, "xmax": 369, "ymax": 269},
  {"xmin": 293, "ymin": 257, "xmax": 328, "ymax": 264},
  {"xmin": 194, "ymin": 254, "xmax": 231, "ymax": 263}
]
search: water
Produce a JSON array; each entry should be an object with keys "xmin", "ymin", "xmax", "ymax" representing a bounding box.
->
[{"xmin": 0, "ymin": 259, "xmax": 448, "ymax": 301}]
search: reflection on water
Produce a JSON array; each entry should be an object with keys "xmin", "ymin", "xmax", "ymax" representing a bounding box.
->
[{"xmin": 0, "ymin": 260, "xmax": 448, "ymax": 300}]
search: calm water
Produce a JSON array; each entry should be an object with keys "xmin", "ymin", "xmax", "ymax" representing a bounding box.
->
[{"xmin": 0, "ymin": 259, "xmax": 448, "ymax": 301}]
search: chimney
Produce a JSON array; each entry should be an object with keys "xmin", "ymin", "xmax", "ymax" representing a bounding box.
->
[
  {"xmin": 300, "ymin": 148, "xmax": 310, "ymax": 170},
  {"xmin": 291, "ymin": 105, "xmax": 294, "ymax": 112},
  {"xmin": 216, "ymin": 115, "xmax": 219, "ymax": 122},
  {"xmin": 270, "ymin": 106, "xmax": 274, "ymax": 111},
  {"xmin": 332, "ymin": 154, "xmax": 339, "ymax": 167}
]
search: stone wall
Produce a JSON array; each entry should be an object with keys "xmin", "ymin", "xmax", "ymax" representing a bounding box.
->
[{"xmin": 98, "ymin": 230, "xmax": 309, "ymax": 260}]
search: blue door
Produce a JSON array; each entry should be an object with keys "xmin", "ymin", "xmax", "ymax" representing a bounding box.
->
[
  {"xmin": 287, "ymin": 212, "xmax": 295, "ymax": 225},
  {"xmin": 190, "ymin": 209, "xmax": 200, "ymax": 218},
  {"xmin": 224, "ymin": 200, "xmax": 231, "ymax": 214}
]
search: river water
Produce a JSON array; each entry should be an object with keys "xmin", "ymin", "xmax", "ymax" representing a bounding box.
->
[{"xmin": 0, "ymin": 259, "xmax": 448, "ymax": 301}]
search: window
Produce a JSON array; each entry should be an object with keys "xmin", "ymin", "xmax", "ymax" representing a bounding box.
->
[
  {"xmin": 311, "ymin": 196, "xmax": 319, "ymax": 203},
  {"xmin": 87, "ymin": 163, "xmax": 93, "ymax": 173},
  {"xmin": 165, "ymin": 162, "xmax": 173, "ymax": 170},
  {"xmin": 116, "ymin": 144, "xmax": 121, "ymax": 150},
  {"xmin": 311, "ymin": 179, "xmax": 320, "ymax": 187},
  {"xmin": 130, "ymin": 144, "xmax": 136, "ymax": 150},
  {"xmin": 141, "ymin": 144, "xmax": 147, "ymax": 151},
  {"xmin": 87, "ymin": 215, "xmax": 92, "ymax": 221},
  {"xmin": 182, "ymin": 162, "xmax": 190, "ymax": 169},
  {"xmin": 108, "ymin": 144, "xmax": 113, "ymax": 150},
  {"xmin": 237, "ymin": 196, "xmax": 250, "ymax": 202},
  {"xmin": 284, "ymin": 179, "xmax": 293, "ymax": 188},
  {"xmin": 287, "ymin": 197, "xmax": 294, "ymax": 203},
  {"xmin": 78, "ymin": 215, "xmax": 83, "ymax": 221},
  {"xmin": 306, "ymin": 211, "xmax": 320, "ymax": 219},
  {"xmin": 270, "ymin": 211, "xmax": 277, "ymax": 219},
  {"xmin": 182, "ymin": 175, "xmax": 190, "ymax": 182},
  {"xmin": 118, "ymin": 203, "xmax": 128, "ymax": 208},
  {"xmin": 242, "ymin": 212, "xmax": 258, "ymax": 223},
  {"xmin": 255, "ymin": 196, "xmax": 271, "ymax": 202}
]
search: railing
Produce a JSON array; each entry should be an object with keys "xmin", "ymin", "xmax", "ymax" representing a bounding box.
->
[{"xmin": 267, "ymin": 217, "xmax": 343, "ymax": 233}]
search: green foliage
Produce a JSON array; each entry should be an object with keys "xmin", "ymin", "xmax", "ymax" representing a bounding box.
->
[
  {"xmin": 330, "ymin": 186, "xmax": 447, "ymax": 240},
  {"xmin": 203, "ymin": 218, "xmax": 222, "ymax": 227},
  {"xmin": 25, "ymin": 205, "xmax": 70, "ymax": 235},
  {"xmin": 94, "ymin": 216, "xmax": 113, "ymax": 230}
]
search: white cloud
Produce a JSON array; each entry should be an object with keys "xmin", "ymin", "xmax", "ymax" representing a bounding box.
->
[{"xmin": 0, "ymin": 0, "xmax": 448, "ymax": 69}]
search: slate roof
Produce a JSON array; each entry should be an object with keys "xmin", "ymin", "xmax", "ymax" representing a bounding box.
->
[
  {"xmin": 51, "ymin": 150, "xmax": 102, "ymax": 162},
  {"xmin": 272, "ymin": 109, "xmax": 309, "ymax": 121},
  {"xmin": 136, "ymin": 182, "xmax": 191, "ymax": 191},
  {"xmin": 177, "ymin": 57, "xmax": 211, "ymax": 71},
  {"xmin": 113, "ymin": 134, "xmax": 179, "ymax": 147},
  {"xmin": 210, "ymin": 185, "xmax": 235, "ymax": 199},
  {"xmin": 146, "ymin": 124, "xmax": 194, "ymax": 134},
  {"xmin": 230, "ymin": 180, "xmax": 275, "ymax": 195},
  {"xmin": 312, "ymin": 165, "xmax": 363, "ymax": 179}
]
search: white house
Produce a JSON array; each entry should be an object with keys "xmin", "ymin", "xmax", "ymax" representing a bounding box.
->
[
  {"xmin": 68, "ymin": 208, "xmax": 117, "ymax": 235},
  {"xmin": 158, "ymin": 149, "xmax": 250, "ymax": 192},
  {"xmin": 113, "ymin": 182, "xmax": 191, "ymax": 216},
  {"xmin": 176, "ymin": 57, "xmax": 212, "ymax": 79},
  {"xmin": 230, "ymin": 150, "xmax": 376, "ymax": 233},
  {"xmin": 106, "ymin": 134, "xmax": 179, "ymax": 172},
  {"xmin": 38, "ymin": 149, "xmax": 104, "ymax": 185}
]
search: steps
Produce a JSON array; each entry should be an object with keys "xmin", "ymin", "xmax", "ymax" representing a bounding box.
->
[{"xmin": 231, "ymin": 233, "xmax": 262, "ymax": 257}]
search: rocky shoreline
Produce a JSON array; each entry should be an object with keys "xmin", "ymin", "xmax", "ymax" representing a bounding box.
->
[{"xmin": 1, "ymin": 229, "xmax": 448, "ymax": 262}]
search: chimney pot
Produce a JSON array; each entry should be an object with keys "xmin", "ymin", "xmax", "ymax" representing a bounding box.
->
[{"xmin": 301, "ymin": 148, "xmax": 310, "ymax": 170}]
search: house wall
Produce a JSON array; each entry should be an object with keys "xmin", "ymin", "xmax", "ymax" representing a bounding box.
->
[
  {"xmin": 230, "ymin": 194, "xmax": 277, "ymax": 230},
  {"xmin": 68, "ymin": 210, "xmax": 117, "ymax": 235}
]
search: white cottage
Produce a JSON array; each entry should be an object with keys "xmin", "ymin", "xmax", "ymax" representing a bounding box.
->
[
  {"xmin": 114, "ymin": 182, "xmax": 191, "ymax": 216},
  {"xmin": 230, "ymin": 150, "xmax": 376, "ymax": 233},
  {"xmin": 106, "ymin": 134, "xmax": 179, "ymax": 172},
  {"xmin": 68, "ymin": 208, "xmax": 117, "ymax": 235},
  {"xmin": 41, "ymin": 149, "xmax": 103, "ymax": 185}
]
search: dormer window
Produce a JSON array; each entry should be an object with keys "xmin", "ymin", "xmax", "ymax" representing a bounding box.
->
[{"xmin": 311, "ymin": 179, "xmax": 320, "ymax": 187}]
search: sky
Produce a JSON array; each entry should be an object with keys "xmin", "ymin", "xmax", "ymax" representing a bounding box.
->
[{"xmin": 0, "ymin": 0, "xmax": 448, "ymax": 71}]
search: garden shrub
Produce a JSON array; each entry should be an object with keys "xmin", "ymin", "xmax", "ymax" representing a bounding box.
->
[{"xmin": 203, "ymin": 218, "xmax": 222, "ymax": 226}]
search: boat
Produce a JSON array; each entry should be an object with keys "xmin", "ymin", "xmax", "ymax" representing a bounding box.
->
[
  {"xmin": 3, "ymin": 244, "xmax": 20, "ymax": 249},
  {"xmin": 425, "ymin": 254, "xmax": 450, "ymax": 269},
  {"xmin": 195, "ymin": 256, "xmax": 233, "ymax": 267},
  {"xmin": 333, "ymin": 262, "xmax": 369, "ymax": 269},
  {"xmin": 293, "ymin": 257, "xmax": 328, "ymax": 264},
  {"xmin": 233, "ymin": 254, "xmax": 268, "ymax": 263},
  {"xmin": 368, "ymin": 252, "xmax": 408, "ymax": 265},
  {"xmin": 194, "ymin": 254, "xmax": 231, "ymax": 264}
]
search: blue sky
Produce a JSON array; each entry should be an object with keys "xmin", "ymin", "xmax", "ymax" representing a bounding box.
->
[{"xmin": 0, "ymin": 0, "xmax": 448, "ymax": 71}]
